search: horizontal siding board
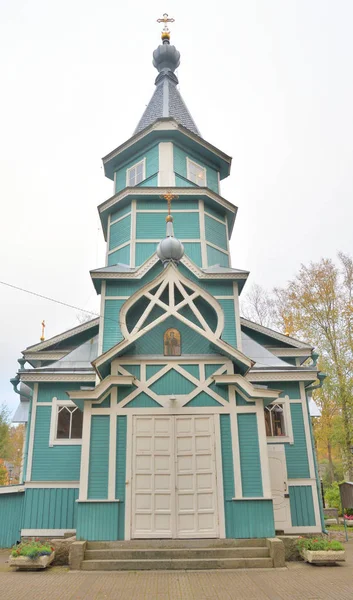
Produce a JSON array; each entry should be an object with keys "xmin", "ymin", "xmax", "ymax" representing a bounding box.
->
[
  {"xmin": 183, "ymin": 242, "xmax": 202, "ymax": 266},
  {"xmin": 135, "ymin": 243, "xmax": 156, "ymax": 266},
  {"xmin": 111, "ymin": 204, "xmax": 131, "ymax": 222},
  {"xmin": 237, "ymin": 414, "xmax": 263, "ymax": 497},
  {"xmin": 115, "ymin": 145, "xmax": 159, "ymax": 194},
  {"xmin": 22, "ymin": 488, "xmax": 78, "ymax": 529},
  {"xmin": 76, "ymin": 502, "xmax": 119, "ymax": 541},
  {"xmin": 137, "ymin": 200, "xmax": 198, "ymax": 210},
  {"xmin": 173, "ymin": 145, "xmax": 219, "ymax": 193},
  {"xmin": 37, "ymin": 383, "xmax": 82, "ymax": 403},
  {"xmin": 88, "ymin": 416, "xmax": 110, "ymax": 499},
  {"xmin": 108, "ymin": 245, "xmax": 130, "ymax": 267},
  {"xmin": 289, "ymin": 486, "xmax": 316, "ymax": 526},
  {"xmin": 204, "ymin": 205, "xmax": 226, "ymax": 221},
  {"xmin": 32, "ymin": 407, "xmax": 81, "ymax": 481},
  {"xmin": 207, "ymin": 244, "xmax": 229, "ymax": 267},
  {"xmin": 109, "ymin": 214, "xmax": 131, "ymax": 250},
  {"xmin": 105, "ymin": 264, "xmax": 163, "ymax": 296},
  {"xmin": 205, "ymin": 215, "xmax": 227, "ymax": 249},
  {"xmin": 219, "ymin": 299, "xmax": 237, "ymax": 348},
  {"xmin": 285, "ymin": 404, "xmax": 310, "ymax": 478},
  {"xmin": 116, "ymin": 416, "xmax": 127, "ymax": 539},
  {"xmin": 136, "ymin": 212, "xmax": 200, "ymax": 240},
  {"xmin": 103, "ymin": 300, "xmax": 125, "ymax": 352},
  {"xmin": 0, "ymin": 492, "xmax": 24, "ymax": 547}
]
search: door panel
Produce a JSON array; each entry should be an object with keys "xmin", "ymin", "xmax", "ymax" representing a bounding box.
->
[
  {"xmin": 131, "ymin": 415, "xmax": 218, "ymax": 539},
  {"xmin": 268, "ymin": 444, "xmax": 290, "ymax": 530}
]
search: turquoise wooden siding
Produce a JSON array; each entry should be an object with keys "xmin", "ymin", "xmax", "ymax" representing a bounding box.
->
[
  {"xmin": 204, "ymin": 205, "xmax": 226, "ymax": 221},
  {"xmin": 175, "ymin": 174, "xmax": 195, "ymax": 187},
  {"xmin": 22, "ymin": 488, "xmax": 78, "ymax": 530},
  {"xmin": 122, "ymin": 365, "xmax": 140, "ymax": 378},
  {"xmin": 137, "ymin": 200, "xmax": 199, "ymax": 210},
  {"xmin": 263, "ymin": 382, "xmax": 301, "ymax": 399},
  {"xmin": 207, "ymin": 245, "xmax": 229, "ymax": 267},
  {"xmin": 236, "ymin": 393, "xmax": 255, "ymax": 406},
  {"xmin": 205, "ymin": 215, "xmax": 227, "ymax": 250},
  {"xmin": 181, "ymin": 364, "xmax": 199, "ymax": 379},
  {"xmin": 125, "ymin": 394, "xmax": 161, "ymax": 408},
  {"xmin": 150, "ymin": 369, "xmax": 196, "ymax": 395},
  {"xmin": 111, "ymin": 204, "xmax": 131, "ymax": 222},
  {"xmin": 205, "ymin": 364, "xmax": 224, "ymax": 379},
  {"xmin": 220, "ymin": 414, "xmax": 235, "ymax": 503},
  {"xmin": 209, "ymin": 381, "xmax": 228, "ymax": 401},
  {"xmin": 203, "ymin": 281, "xmax": 233, "ymax": 296},
  {"xmin": 285, "ymin": 404, "xmax": 310, "ymax": 478},
  {"xmin": 103, "ymin": 300, "xmax": 125, "ymax": 352},
  {"xmin": 135, "ymin": 242, "xmax": 156, "ymax": 265},
  {"xmin": 146, "ymin": 365, "xmax": 166, "ymax": 379},
  {"xmin": 185, "ymin": 392, "xmax": 221, "ymax": 407},
  {"xmin": 289, "ymin": 486, "xmax": 316, "ymax": 526},
  {"xmin": 108, "ymin": 245, "xmax": 130, "ymax": 266},
  {"xmin": 138, "ymin": 174, "xmax": 158, "ymax": 187},
  {"xmin": 219, "ymin": 299, "xmax": 237, "ymax": 348},
  {"xmin": 32, "ymin": 407, "xmax": 81, "ymax": 481},
  {"xmin": 116, "ymin": 416, "xmax": 127, "ymax": 539},
  {"xmin": 173, "ymin": 145, "xmax": 219, "ymax": 193},
  {"xmin": 237, "ymin": 414, "xmax": 263, "ymax": 497},
  {"xmin": 106, "ymin": 264, "xmax": 163, "ymax": 296},
  {"xmin": 109, "ymin": 215, "xmax": 131, "ymax": 251},
  {"xmin": 183, "ymin": 242, "xmax": 202, "ymax": 266},
  {"xmin": 88, "ymin": 416, "xmax": 110, "ymax": 499},
  {"xmin": 0, "ymin": 492, "xmax": 24, "ymax": 547},
  {"xmin": 37, "ymin": 382, "xmax": 82, "ymax": 402},
  {"xmin": 118, "ymin": 385, "xmax": 136, "ymax": 403},
  {"xmin": 129, "ymin": 316, "xmax": 213, "ymax": 355},
  {"xmin": 226, "ymin": 500, "xmax": 275, "ymax": 538},
  {"xmin": 76, "ymin": 502, "xmax": 119, "ymax": 541},
  {"xmin": 115, "ymin": 145, "xmax": 159, "ymax": 193},
  {"xmin": 136, "ymin": 212, "xmax": 200, "ymax": 240},
  {"xmin": 93, "ymin": 395, "xmax": 110, "ymax": 408}
]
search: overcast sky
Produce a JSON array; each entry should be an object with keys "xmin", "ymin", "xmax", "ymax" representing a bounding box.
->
[{"xmin": 1, "ymin": 0, "xmax": 352, "ymax": 413}]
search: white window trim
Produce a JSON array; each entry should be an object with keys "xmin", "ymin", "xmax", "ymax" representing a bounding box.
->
[
  {"xmin": 49, "ymin": 398, "xmax": 83, "ymax": 447},
  {"xmin": 126, "ymin": 158, "xmax": 146, "ymax": 187},
  {"xmin": 186, "ymin": 157, "xmax": 207, "ymax": 187},
  {"xmin": 265, "ymin": 396, "xmax": 294, "ymax": 444}
]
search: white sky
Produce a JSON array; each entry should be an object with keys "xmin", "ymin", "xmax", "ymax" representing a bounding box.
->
[{"xmin": 1, "ymin": 0, "xmax": 352, "ymax": 413}]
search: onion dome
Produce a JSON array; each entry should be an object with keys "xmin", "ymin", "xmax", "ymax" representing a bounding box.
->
[{"xmin": 157, "ymin": 216, "xmax": 184, "ymax": 267}]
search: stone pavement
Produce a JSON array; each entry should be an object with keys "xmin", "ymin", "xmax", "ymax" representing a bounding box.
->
[{"xmin": 0, "ymin": 541, "xmax": 352, "ymax": 600}]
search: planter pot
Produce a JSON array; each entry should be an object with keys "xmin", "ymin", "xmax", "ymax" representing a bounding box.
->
[
  {"xmin": 9, "ymin": 552, "xmax": 55, "ymax": 570},
  {"xmin": 301, "ymin": 548, "xmax": 345, "ymax": 565}
]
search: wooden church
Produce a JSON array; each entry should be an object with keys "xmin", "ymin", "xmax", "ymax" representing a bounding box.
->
[{"xmin": 1, "ymin": 17, "xmax": 325, "ymax": 549}]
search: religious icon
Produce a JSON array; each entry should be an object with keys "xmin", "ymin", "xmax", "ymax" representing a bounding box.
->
[{"xmin": 164, "ymin": 328, "xmax": 181, "ymax": 356}]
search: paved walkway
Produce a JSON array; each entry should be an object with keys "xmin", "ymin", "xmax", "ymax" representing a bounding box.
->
[{"xmin": 0, "ymin": 541, "xmax": 352, "ymax": 600}]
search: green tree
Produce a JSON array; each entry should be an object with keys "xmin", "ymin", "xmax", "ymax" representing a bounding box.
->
[{"xmin": 0, "ymin": 404, "xmax": 10, "ymax": 460}]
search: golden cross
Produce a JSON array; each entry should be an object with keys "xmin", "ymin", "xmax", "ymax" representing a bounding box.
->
[
  {"xmin": 160, "ymin": 192, "xmax": 179, "ymax": 216},
  {"xmin": 157, "ymin": 13, "xmax": 175, "ymax": 34},
  {"xmin": 40, "ymin": 319, "xmax": 46, "ymax": 342}
]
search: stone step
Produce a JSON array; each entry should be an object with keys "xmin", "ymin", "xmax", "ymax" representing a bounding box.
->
[
  {"xmin": 86, "ymin": 538, "xmax": 268, "ymax": 550},
  {"xmin": 85, "ymin": 547, "xmax": 270, "ymax": 560},
  {"xmin": 81, "ymin": 557, "xmax": 274, "ymax": 571}
]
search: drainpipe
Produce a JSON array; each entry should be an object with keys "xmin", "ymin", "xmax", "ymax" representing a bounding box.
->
[
  {"xmin": 305, "ymin": 371, "xmax": 328, "ymax": 534},
  {"xmin": 10, "ymin": 358, "xmax": 33, "ymax": 484}
]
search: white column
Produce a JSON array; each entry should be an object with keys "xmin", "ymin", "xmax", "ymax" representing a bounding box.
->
[{"xmin": 158, "ymin": 142, "xmax": 175, "ymax": 186}]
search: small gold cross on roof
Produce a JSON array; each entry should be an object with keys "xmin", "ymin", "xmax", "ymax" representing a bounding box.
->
[{"xmin": 157, "ymin": 13, "xmax": 175, "ymax": 39}]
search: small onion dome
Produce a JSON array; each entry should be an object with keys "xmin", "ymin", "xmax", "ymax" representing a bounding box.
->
[
  {"xmin": 153, "ymin": 43, "xmax": 180, "ymax": 74},
  {"xmin": 156, "ymin": 218, "xmax": 184, "ymax": 266}
]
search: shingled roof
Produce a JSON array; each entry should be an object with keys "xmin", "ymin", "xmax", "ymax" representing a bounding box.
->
[{"xmin": 134, "ymin": 36, "xmax": 200, "ymax": 136}]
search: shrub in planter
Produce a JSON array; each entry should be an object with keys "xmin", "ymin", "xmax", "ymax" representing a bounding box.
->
[
  {"xmin": 297, "ymin": 537, "xmax": 345, "ymax": 564},
  {"xmin": 9, "ymin": 540, "xmax": 55, "ymax": 570}
]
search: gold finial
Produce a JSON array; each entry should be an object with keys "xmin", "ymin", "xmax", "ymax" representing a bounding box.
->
[
  {"xmin": 160, "ymin": 191, "xmax": 179, "ymax": 221},
  {"xmin": 157, "ymin": 13, "xmax": 175, "ymax": 41},
  {"xmin": 40, "ymin": 320, "xmax": 46, "ymax": 342}
]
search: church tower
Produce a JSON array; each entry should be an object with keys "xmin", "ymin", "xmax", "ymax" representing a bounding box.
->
[{"xmin": 4, "ymin": 16, "xmax": 324, "ymax": 550}]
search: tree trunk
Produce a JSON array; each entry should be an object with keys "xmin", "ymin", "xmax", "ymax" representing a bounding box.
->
[{"xmin": 327, "ymin": 441, "xmax": 335, "ymax": 484}]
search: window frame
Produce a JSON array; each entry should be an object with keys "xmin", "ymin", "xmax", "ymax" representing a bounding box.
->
[
  {"xmin": 264, "ymin": 396, "xmax": 294, "ymax": 444},
  {"xmin": 49, "ymin": 398, "xmax": 83, "ymax": 447},
  {"xmin": 186, "ymin": 157, "xmax": 207, "ymax": 187},
  {"xmin": 126, "ymin": 159, "xmax": 146, "ymax": 187}
]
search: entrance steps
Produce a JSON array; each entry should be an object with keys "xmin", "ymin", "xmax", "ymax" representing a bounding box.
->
[{"xmin": 81, "ymin": 538, "xmax": 276, "ymax": 571}]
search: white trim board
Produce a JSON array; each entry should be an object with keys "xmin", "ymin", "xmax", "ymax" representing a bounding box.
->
[{"xmin": 21, "ymin": 529, "xmax": 76, "ymax": 537}]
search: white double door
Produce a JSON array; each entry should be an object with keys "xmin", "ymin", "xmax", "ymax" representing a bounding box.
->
[{"xmin": 131, "ymin": 415, "xmax": 219, "ymax": 539}]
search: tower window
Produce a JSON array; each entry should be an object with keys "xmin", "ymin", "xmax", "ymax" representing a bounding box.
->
[
  {"xmin": 187, "ymin": 159, "xmax": 207, "ymax": 186},
  {"xmin": 127, "ymin": 160, "xmax": 145, "ymax": 186}
]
